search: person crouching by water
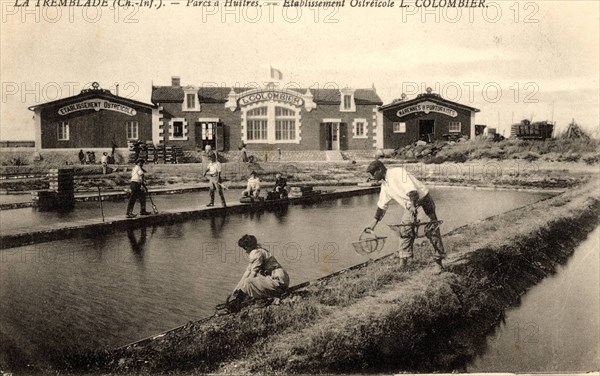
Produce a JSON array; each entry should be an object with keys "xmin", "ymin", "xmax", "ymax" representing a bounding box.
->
[
  {"xmin": 231, "ymin": 234, "xmax": 289, "ymax": 303},
  {"xmin": 203, "ymin": 153, "xmax": 226, "ymax": 207},
  {"xmin": 126, "ymin": 159, "xmax": 151, "ymax": 218},
  {"xmin": 242, "ymin": 170, "xmax": 261, "ymax": 199},
  {"xmin": 365, "ymin": 160, "xmax": 446, "ymax": 273}
]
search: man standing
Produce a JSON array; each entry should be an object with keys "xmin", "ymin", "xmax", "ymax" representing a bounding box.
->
[
  {"xmin": 101, "ymin": 152, "xmax": 109, "ymax": 175},
  {"xmin": 126, "ymin": 159, "xmax": 151, "ymax": 218},
  {"xmin": 204, "ymin": 154, "xmax": 226, "ymax": 207},
  {"xmin": 365, "ymin": 160, "xmax": 445, "ymax": 272}
]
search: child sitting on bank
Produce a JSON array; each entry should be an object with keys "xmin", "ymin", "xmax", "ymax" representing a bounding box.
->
[{"xmin": 242, "ymin": 171, "xmax": 261, "ymax": 198}]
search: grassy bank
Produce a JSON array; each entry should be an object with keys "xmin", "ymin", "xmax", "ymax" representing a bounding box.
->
[
  {"xmin": 393, "ymin": 137, "xmax": 600, "ymax": 165},
  {"xmin": 57, "ymin": 178, "xmax": 599, "ymax": 374}
]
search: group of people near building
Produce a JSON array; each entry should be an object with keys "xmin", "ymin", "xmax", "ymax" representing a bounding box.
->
[
  {"xmin": 78, "ymin": 149, "xmax": 112, "ymax": 175},
  {"xmin": 124, "ymin": 155, "xmax": 446, "ymax": 311}
]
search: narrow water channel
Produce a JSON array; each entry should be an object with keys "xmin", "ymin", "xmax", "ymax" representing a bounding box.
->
[
  {"xmin": 468, "ymin": 227, "xmax": 600, "ymax": 372},
  {"xmin": 0, "ymin": 188, "xmax": 552, "ymax": 368}
]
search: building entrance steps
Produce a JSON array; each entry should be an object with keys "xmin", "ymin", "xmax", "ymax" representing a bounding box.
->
[{"xmin": 325, "ymin": 150, "xmax": 345, "ymax": 162}]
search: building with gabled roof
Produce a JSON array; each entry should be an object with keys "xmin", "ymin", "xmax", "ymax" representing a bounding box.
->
[
  {"xmin": 379, "ymin": 88, "xmax": 480, "ymax": 149},
  {"xmin": 151, "ymin": 76, "xmax": 383, "ymax": 153},
  {"xmin": 29, "ymin": 82, "xmax": 157, "ymax": 151}
]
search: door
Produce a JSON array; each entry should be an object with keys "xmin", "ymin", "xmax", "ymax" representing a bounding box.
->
[
  {"xmin": 319, "ymin": 123, "xmax": 330, "ymax": 150},
  {"xmin": 320, "ymin": 123, "xmax": 332, "ymax": 150},
  {"xmin": 331, "ymin": 123, "xmax": 340, "ymax": 150},
  {"xmin": 339, "ymin": 123, "xmax": 348, "ymax": 150},
  {"xmin": 418, "ymin": 120, "xmax": 435, "ymax": 143},
  {"xmin": 215, "ymin": 123, "xmax": 224, "ymax": 151}
]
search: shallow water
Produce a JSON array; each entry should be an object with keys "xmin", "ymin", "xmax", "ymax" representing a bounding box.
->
[
  {"xmin": 468, "ymin": 227, "xmax": 600, "ymax": 372},
  {"xmin": 0, "ymin": 188, "xmax": 551, "ymax": 367}
]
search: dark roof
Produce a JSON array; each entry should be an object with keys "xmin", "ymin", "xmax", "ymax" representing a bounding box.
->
[
  {"xmin": 28, "ymin": 88, "xmax": 156, "ymax": 111},
  {"xmin": 151, "ymin": 86, "xmax": 383, "ymax": 105},
  {"xmin": 380, "ymin": 93, "xmax": 480, "ymax": 113}
]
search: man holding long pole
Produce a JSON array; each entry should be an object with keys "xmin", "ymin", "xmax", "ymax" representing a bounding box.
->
[
  {"xmin": 365, "ymin": 160, "xmax": 445, "ymax": 272},
  {"xmin": 126, "ymin": 158, "xmax": 151, "ymax": 218},
  {"xmin": 204, "ymin": 154, "xmax": 227, "ymax": 207}
]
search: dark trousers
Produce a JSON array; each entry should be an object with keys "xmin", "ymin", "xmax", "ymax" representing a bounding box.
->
[
  {"xmin": 126, "ymin": 182, "xmax": 146, "ymax": 214},
  {"xmin": 208, "ymin": 176, "xmax": 226, "ymax": 205}
]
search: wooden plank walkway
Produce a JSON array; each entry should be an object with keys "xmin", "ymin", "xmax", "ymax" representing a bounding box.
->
[{"xmin": 0, "ymin": 186, "xmax": 379, "ymax": 249}]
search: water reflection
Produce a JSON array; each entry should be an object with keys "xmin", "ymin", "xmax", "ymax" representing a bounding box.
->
[
  {"xmin": 209, "ymin": 214, "xmax": 228, "ymax": 238},
  {"xmin": 127, "ymin": 227, "xmax": 147, "ymax": 255},
  {"xmin": 268, "ymin": 205, "xmax": 289, "ymax": 224},
  {"xmin": 242, "ymin": 207, "xmax": 264, "ymax": 221}
]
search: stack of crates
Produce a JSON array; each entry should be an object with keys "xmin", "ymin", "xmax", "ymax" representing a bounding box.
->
[
  {"xmin": 156, "ymin": 144, "xmax": 166, "ymax": 164},
  {"xmin": 164, "ymin": 145, "xmax": 174, "ymax": 163},
  {"xmin": 48, "ymin": 168, "xmax": 75, "ymax": 210},
  {"xmin": 146, "ymin": 141, "xmax": 156, "ymax": 163}
]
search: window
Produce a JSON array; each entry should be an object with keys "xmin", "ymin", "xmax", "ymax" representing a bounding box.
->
[
  {"xmin": 248, "ymin": 107, "xmax": 268, "ymax": 116},
  {"xmin": 275, "ymin": 106, "xmax": 296, "ymax": 140},
  {"xmin": 173, "ymin": 121, "xmax": 184, "ymax": 138},
  {"xmin": 449, "ymin": 122, "xmax": 461, "ymax": 132},
  {"xmin": 352, "ymin": 118, "xmax": 368, "ymax": 138},
  {"xmin": 247, "ymin": 106, "xmax": 268, "ymax": 141},
  {"xmin": 57, "ymin": 121, "xmax": 69, "ymax": 140},
  {"xmin": 356, "ymin": 122, "xmax": 364, "ymax": 136},
  {"xmin": 186, "ymin": 93, "xmax": 196, "ymax": 109},
  {"xmin": 126, "ymin": 121, "xmax": 139, "ymax": 140},
  {"xmin": 275, "ymin": 120, "xmax": 295, "ymax": 140},
  {"xmin": 243, "ymin": 103, "xmax": 300, "ymax": 144},
  {"xmin": 183, "ymin": 87, "xmax": 199, "ymax": 111},
  {"xmin": 343, "ymin": 95, "xmax": 352, "ymax": 109},
  {"xmin": 339, "ymin": 89, "xmax": 356, "ymax": 112},
  {"xmin": 168, "ymin": 118, "xmax": 188, "ymax": 140},
  {"xmin": 247, "ymin": 120, "xmax": 268, "ymax": 140},
  {"xmin": 393, "ymin": 122, "xmax": 406, "ymax": 133},
  {"xmin": 201, "ymin": 122, "xmax": 214, "ymax": 140}
]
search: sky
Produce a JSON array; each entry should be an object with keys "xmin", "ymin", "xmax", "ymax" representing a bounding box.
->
[{"xmin": 1, "ymin": 0, "xmax": 599, "ymax": 139}]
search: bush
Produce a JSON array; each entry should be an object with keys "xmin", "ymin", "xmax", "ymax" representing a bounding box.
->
[
  {"xmin": 1, "ymin": 156, "xmax": 28, "ymax": 166},
  {"xmin": 558, "ymin": 152, "xmax": 581, "ymax": 162},
  {"xmin": 582, "ymin": 153, "xmax": 600, "ymax": 165},
  {"xmin": 521, "ymin": 151, "xmax": 541, "ymax": 162},
  {"xmin": 470, "ymin": 147, "xmax": 505, "ymax": 160}
]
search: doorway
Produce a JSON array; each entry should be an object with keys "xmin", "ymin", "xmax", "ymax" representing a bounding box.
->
[
  {"xmin": 419, "ymin": 119, "xmax": 435, "ymax": 143},
  {"xmin": 196, "ymin": 121, "xmax": 219, "ymax": 151},
  {"xmin": 320, "ymin": 122, "xmax": 338, "ymax": 150}
]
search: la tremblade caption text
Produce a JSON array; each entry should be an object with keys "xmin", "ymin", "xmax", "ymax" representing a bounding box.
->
[{"xmin": 13, "ymin": 0, "xmax": 488, "ymax": 8}]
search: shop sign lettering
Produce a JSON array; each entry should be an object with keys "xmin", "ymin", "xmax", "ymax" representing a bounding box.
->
[
  {"xmin": 58, "ymin": 100, "xmax": 137, "ymax": 116},
  {"xmin": 396, "ymin": 101, "xmax": 458, "ymax": 118},
  {"xmin": 239, "ymin": 91, "xmax": 304, "ymax": 107}
]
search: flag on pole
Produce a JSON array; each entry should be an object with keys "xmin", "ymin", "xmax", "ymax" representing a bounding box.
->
[{"xmin": 270, "ymin": 66, "xmax": 283, "ymax": 80}]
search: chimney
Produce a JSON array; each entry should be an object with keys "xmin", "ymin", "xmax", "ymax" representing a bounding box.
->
[{"xmin": 172, "ymin": 76, "xmax": 181, "ymax": 87}]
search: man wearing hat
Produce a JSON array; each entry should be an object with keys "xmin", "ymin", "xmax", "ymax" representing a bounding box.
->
[
  {"xmin": 365, "ymin": 160, "xmax": 445, "ymax": 272},
  {"xmin": 203, "ymin": 153, "xmax": 226, "ymax": 207},
  {"xmin": 126, "ymin": 158, "xmax": 151, "ymax": 218}
]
